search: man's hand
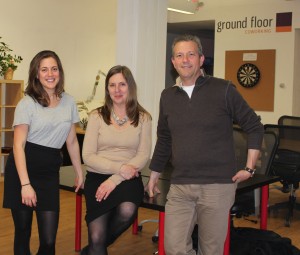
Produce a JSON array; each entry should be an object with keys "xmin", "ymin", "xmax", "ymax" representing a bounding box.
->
[
  {"xmin": 144, "ymin": 171, "xmax": 161, "ymax": 197},
  {"xmin": 232, "ymin": 169, "xmax": 252, "ymax": 183}
]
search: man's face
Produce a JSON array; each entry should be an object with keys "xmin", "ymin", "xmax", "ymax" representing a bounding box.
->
[{"xmin": 171, "ymin": 41, "xmax": 205, "ymax": 85}]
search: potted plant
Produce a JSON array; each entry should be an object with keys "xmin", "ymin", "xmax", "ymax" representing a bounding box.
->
[{"xmin": 0, "ymin": 37, "xmax": 23, "ymax": 80}]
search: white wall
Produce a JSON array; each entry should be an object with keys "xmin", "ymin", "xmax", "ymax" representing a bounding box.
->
[
  {"xmin": 293, "ymin": 29, "xmax": 300, "ymax": 116},
  {"xmin": 2, "ymin": 0, "xmax": 299, "ymax": 144},
  {"xmin": 0, "ymin": 0, "xmax": 117, "ymax": 103},
  {"xmin": 167, "ymin": 1, "xmax": 300, "ymax": 124},
  {"xmin": 0, "ymin": 0, "xmax": 168, "ymax": 154}
]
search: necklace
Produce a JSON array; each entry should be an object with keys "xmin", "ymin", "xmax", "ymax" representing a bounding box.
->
[{"xmin": 111, "ymin": 109, "xmax": 129, "ymax": 126}]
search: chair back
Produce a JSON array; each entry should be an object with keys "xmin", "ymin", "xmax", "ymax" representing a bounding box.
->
[
  {"xmin": 264, "ymin": 124, "xmax": 300, "ymax": 180},
  {"xmin": 231, "ymin": 128, "xmax": 278, "ymax": 216},
  {"xmin": 233, "ymin": 127, "xmax": 278, "ymax": 176},
  {"xmin": 264, "ymin": 124, "xmax": 300, "ymax": 153},
  {"xmin": 61, "ymin": 133, "xmax": 85, "ymax": 166},
  {"xmin": 278, "ymin": 115, "xmax": 300, "ymax": 126},
  {"xmin": 278, "ymin": 116, "xmax": 300, "ymax": 139}
]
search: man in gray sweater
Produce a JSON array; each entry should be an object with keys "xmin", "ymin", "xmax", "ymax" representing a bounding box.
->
[{"xmin": 146, "ymin": 34, "xmax": 264, "ymax": 255}]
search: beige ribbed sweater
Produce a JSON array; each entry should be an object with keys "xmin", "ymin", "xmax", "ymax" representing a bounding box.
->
[{"xmin": 82, "ymin": 111, "xmax": 152, "ymax": 185}]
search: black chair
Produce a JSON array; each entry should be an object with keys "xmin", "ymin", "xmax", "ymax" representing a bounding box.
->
[
  {"xmin": 278, "ymin": 115, "xmax": 300, "ymax": 127},
  {"xmin": 230, "ymin": 128, "xmax": 279, "ymax": 222},
  {"xmin": 276, "ymin": 116, "xmax": 300, "ymax": 193},
  {"xmin": 233, "ymin": 127, "xmax": 278, "ymax": 175},
  {"xmin": 61, "ymin": 133, "xmax": 85, "ymax": 166},
  {"xmin": 264, "ymin": 124, "xmax": 300, "ymax": 227}
]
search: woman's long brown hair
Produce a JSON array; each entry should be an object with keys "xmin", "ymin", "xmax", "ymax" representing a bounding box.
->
[
  {"xmin": 25, "ymin": 50, "xmax": 65, "ymax": 107},
  {"xmin": 99, "ymin": 65, "xmax": 151, "ymax": 127}
]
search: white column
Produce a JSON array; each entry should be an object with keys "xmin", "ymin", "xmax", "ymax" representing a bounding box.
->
[{"xmin": 116, "ymin": 0, "xmax": 168, "ymax": 154}]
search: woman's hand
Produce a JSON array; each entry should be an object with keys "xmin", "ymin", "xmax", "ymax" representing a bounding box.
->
[
  {"xmin": 21, "ymin": 184, "xmax": 37, "ymax": 207},
  {"xmin": 95, "ymin": 179, "xmax": 116, "ymax": 202},
  {"xmin": 74, "ymin": 173, "xmax": 84, "ymax": 192},
  {"xmin": 119, "ymin": 164, "xmax": 139, "ymax": 180}
]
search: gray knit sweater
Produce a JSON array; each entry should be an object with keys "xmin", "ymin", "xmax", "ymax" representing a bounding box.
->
[{"xmin": 150, "ymin": 75, "xmax": 264, "ymax": 184}]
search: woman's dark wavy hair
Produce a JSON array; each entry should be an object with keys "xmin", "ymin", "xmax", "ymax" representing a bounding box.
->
[
  {"xmin": 99, "ymin": 65, "xmax": 151, "ymax": 127},
  {"xmin": 25, "ymin": 50, "xmax": 65, "ymax": 107}
]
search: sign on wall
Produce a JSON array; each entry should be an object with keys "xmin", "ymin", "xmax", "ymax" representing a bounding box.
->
[
  {"xmin": 225, "ymin": 49, "xmax": 276, "ymax": 112},
  {"xmin": 216, "ymin": 12, "xmax": 292, "ymax": 34}
]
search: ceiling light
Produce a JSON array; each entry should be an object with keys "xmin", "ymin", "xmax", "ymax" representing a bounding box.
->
[{"xmin": 167, "ymin": 7, "xmax": 194, "ymax": 14}]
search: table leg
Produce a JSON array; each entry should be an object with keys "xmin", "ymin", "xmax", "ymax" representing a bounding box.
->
[
  {"xmin": 223, "ymin": 214, "xmax": 231, "ymax": 255},
  {"xmin": 75, "ymin": 193, "xmax": 82, "ymax": 252},
  {"xmin": 158, "ymin": 212, "xmax": 165, "ymax": 255},
  {"xmin": 260, "ymin": 184, "xmax": 269, "ymax": 230},
  {"xmin": 223, "ymin": 184, "xmax": 269, "ymax": 255},
  {"xmin": 132, "ymin": 214, "xmax": 138, "ymax": 235}
]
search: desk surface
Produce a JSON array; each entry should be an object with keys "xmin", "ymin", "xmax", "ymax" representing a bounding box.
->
[
  {"xmin": 59, "ymin": 163, "xmax": 280, "ymax": 211},
  {"xmin": 141, "ymin": 174, "xmax": 280, "ymax": 212}
]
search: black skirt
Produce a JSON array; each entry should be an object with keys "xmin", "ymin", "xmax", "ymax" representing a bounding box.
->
[
  {"xmin": 3, "ymin": 142, "xmax": 62, "ymax": 211},
  {"xmin": 84, "ymin": 171, "xmax": 144, "ymax": 224}
]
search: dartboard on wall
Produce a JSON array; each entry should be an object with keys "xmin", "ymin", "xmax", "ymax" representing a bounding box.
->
[{"xmin": 237, "ymin": 63, "xmax": 260, "ymax": 88}]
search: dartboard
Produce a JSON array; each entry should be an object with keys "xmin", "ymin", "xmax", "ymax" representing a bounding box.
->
[{"xmin": 237, "ymin": 63, "xmax": 260, "ymax": 88}]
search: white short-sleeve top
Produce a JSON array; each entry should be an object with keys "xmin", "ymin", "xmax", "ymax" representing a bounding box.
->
[{"xmin": 13, "ymin": 92, "xmax": 80, "ymax": 149}]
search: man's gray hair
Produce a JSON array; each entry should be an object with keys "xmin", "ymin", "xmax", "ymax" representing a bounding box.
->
[{"xmin": 172, "ymin": 34, "xmax": 203, "ymax": 56}]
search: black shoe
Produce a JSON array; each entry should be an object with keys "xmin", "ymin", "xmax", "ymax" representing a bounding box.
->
[{"xmin": 80, "ymin": 246, "xmax": 89, "ymax": 255}]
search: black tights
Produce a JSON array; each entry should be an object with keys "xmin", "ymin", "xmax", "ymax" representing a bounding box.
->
[
  {"xmin": 85, "ymin": 201, "xmax": 138, "ymax": 255},
  {"xmin": 11, "ymin": 209, "xmax": 59, "ymax": 255}
]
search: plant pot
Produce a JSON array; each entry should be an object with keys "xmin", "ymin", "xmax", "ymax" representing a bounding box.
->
[{"xmin": 4, "ymin": 68, "xmax": 14, "ymax": 80}]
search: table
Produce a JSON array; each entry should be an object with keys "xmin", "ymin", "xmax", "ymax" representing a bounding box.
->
[
  {"xmin": 135, "ymin": 174, "xmax": 280, "ymax": 255},
  {"xmin": 66, "ymin": 170, "xmax": 279, "ymax": 254}
]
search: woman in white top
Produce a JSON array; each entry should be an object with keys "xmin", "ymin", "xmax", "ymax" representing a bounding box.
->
[{"xmin": 3, "ymin": 50, "xmax": 83, "ymax": 255}]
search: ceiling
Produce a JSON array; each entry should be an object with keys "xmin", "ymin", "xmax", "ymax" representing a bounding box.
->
[
  {"xmin": 167, "ymin": 0, "xmax": 295, "ymax": 33},
  {"xmin": 166, "ymin": 0, "xmax": 218, "ymax": 33},
  {"xmin": 168, "ymin": 0, "xmax": 294, "ymax": 9}
]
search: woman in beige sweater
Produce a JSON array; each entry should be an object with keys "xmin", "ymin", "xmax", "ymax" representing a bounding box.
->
[{"xmin": 81, "ymin": 65, "xmax": 152, "ymax": 255}]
